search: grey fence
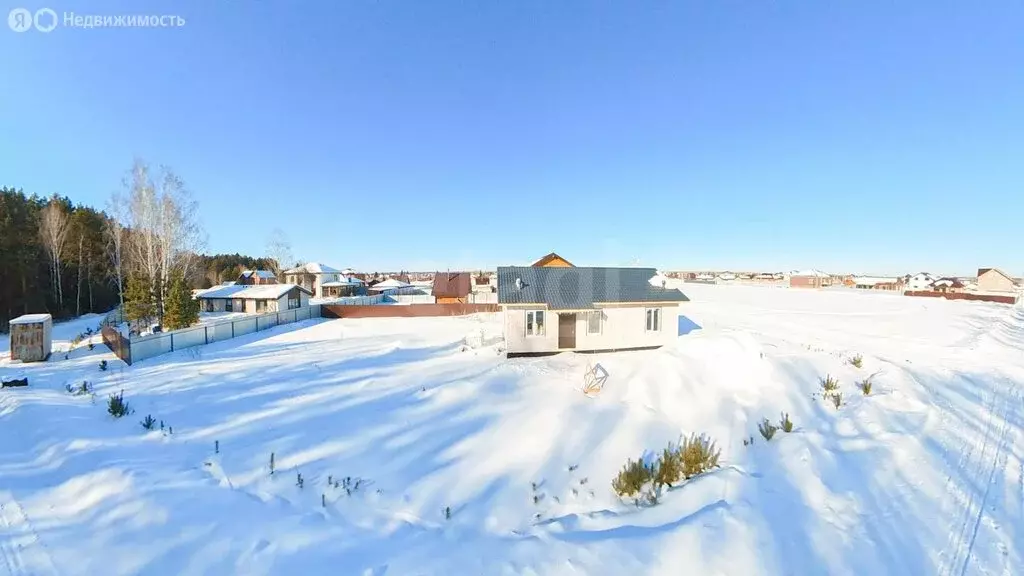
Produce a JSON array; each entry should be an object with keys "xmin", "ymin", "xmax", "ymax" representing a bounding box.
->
[{"xmin": 124, "ymin": 304, "xmax": 322, "ymax": 364}]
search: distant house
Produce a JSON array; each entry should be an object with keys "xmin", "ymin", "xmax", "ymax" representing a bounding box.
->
[
  {"xmin": 853, "ymin": 276, "xmax": 903, "ymax": 291},
  {"xmin": 976, "ymin": 268, "xmax": 1018, "ymax": 293},
  {"xmin": 717, "ymin": 272, "xmax": 736, "ymax": 282},
  {"xmin": 473, "ymin": 271, "xmax": 496, "ymax": 293},
  {"xmin": 789, "ymin": 270, "xmax": 831, "ymax": 289},
  {"xmin": 531, "ymin": 252, "xmax": 575, "ymax": 268},
  {"xmin": 497, "ymin": 266, "xmax": 689, "ymax": 355},
  {"xmin": 930, "ymin": 277, "xmax": 966, "ymax": 294},
  {"xmin": 433, "ymin": 272, "xmax": 472, "ymax": 303},
  {"xmin": 369, "ymin": 278, "xmax": 412, "ymax": 295},
  {"xmin": 906, "ymin": 273, "xmax": 937, "ymax": 291},
  {"xmin": 321, "ymin": 277, "xmax": 363, "ymax": 298},
  {"xmin": 197, "ymin": 284, "xmax": 312, "ymax": 314},
  {"xmin": 236, "ymin": 270, "xmax": 279, "ymax": 286},
  {"xmin": 283, "ymin": 262, "xmax": 344, "ymax": 298}
]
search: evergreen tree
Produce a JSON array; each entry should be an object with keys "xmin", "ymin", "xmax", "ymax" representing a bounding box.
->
[
  {"xmin": 123, "ymin": 271, "xmax": 154, "ymax": 332},
  {"xmin": 162, "ymin": 272, "xmax": 200, "ymax": 330}
]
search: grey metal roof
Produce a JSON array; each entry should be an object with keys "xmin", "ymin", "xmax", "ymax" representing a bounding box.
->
[{"xmin": 496, "ymin": 266, "xmax": 689, "ymax": 310}]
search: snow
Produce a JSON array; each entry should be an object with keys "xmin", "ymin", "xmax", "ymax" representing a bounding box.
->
[
  {"xmin": 284, "ymin": 263, "xmax": 341, "ymax": 275},
  {"xmin": 852, "ymin": 276, "xmax": 898, "ymax": 286},
  {"xmin": 197, "ymin": 284, "xmax": 302, "ymax": 300},
  {"xmin": 8, "ymin": 314, "xmax": 52, "ymax": 325},
  {"xmin": 1, "ymin": 286, "xmax": 1023, "ymax": 574},
  {"xmin": 372, "ymin": 279, "xmax": 412, "ymax": 289},
  {"xmin": 791, "ymin": 269, "xmax": 831, "ymax": 278}
]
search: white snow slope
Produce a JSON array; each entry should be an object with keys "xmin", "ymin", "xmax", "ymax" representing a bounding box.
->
[{"xmin": 1, "ymin": 285, "xmax": 1023, "ymax": 575}]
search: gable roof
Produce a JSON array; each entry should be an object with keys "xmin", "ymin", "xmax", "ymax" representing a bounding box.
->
[
  {"xmin": 531, "ymin": 252, "xmax": 574, "ymax": 267},
  {"xmin": 284, "ymin": 262, "xmax": 341, "ymax": 275},
  {"xmin": 240, "ymin": 270, "xmax": 278, "ymax": 280},
  {"xmin": 197, "ymin": 283, "xmax": 312, "ymax": 300},
  {"xmin": 931, "ymin": 277, "xmax": 965, "ymax": 288},
  {"xmin": 791, "ymin": 269, "xmax": 830, "ymax": 278},
  {"xmin": 497, "ymin": 266, "xmax": 689, "ymax": 310},
  {"xmin": 978, "ymin": 267, "xmax": 1014, "ymax": 281},
  {"xmin": 432, "ymin": 272, "xmax": 472, "ymax": 298}
]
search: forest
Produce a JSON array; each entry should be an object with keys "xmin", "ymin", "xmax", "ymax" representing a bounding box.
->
[{"xmin": 0, "ymin": 160, "xmax": 282, "ymax": 331}]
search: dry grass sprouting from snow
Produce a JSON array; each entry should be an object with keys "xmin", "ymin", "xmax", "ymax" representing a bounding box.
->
[{"xmin": 779, "ymin": 411, "xmax": 794, "ymax": 433}]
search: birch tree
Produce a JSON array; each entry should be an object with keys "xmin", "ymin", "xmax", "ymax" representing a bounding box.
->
[
  {"xmin": 265, "ymin": 228, "xmax": 293, "ymax": 276},
  {"xmin": 105, "ymin": 193, "xmax": 128, "ymax": 312},
  {"xmin": 120, "ymin": 159, "xmax": 206, "ymax": 321},
  {"xmin": 39, "ymin": 200, "xmax": 70, "ymax": 308}
]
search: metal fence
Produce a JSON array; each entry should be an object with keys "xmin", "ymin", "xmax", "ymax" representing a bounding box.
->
[
  {"xmin": 316, "ymin": 294, "xmax": 386, "ymax": 306},
  {"xmin": 105, "ymin": 304, "xmax": 322, "ymax": 365},
  {"xmin": 467, "ymin": 292, "xmax": 498, "ymax": 304},
  {"xmin": 387, "ymin": 294, "xmax": 436, "ymax": 304}
]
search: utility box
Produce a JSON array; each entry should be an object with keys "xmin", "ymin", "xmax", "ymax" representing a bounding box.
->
[{"xmin": 9, "ymin": 314, "xmax": 53, "ymax": 362}]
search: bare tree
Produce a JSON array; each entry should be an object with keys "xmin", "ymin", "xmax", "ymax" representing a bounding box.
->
[
  {"xmin": 39, "ymin": 200, "xmax": 70, "ymax": 307},
  {"xmin": 105, "ymin": 192, "xmax": 128, "ymax": 312},
  {"xmin": 120, "ymin": 159, "xmax": 206, "ymax": 321},
  {"xmin": 265, "ymin": 228, "xmax": 293, "ymax": 276}
]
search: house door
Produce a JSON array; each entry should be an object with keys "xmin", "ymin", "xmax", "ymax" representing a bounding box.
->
[{"xmin": 558, "ymin": 313, "xmax": 576, "ymax": 349}]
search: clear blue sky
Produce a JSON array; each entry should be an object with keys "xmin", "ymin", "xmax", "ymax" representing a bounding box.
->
[{"xmin": 2, "ymin": 0, "xmax": 1022, "ymax": 276}]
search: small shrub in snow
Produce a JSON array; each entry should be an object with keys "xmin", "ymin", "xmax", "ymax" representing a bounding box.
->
[
  {"xmin": 140, "ymin": 415, "xmax": 156, "ymax": 430},
  {"xmin": 296, "ymin": 473, "xmax": 304, "ymax": 488},
  {"xmin": 680, "ymin": 433, "xmax": 721, "ymax": 479},
  {"xmin": 654, "ymin": 443, "xmax": 683, "ymax": 488},
  {"xmin": 779, "ymin": 412, "xmax": 794, "ymax": 433},
  {"xmin": 215, "ymin": 440, "xmax": 219, "ymax": 454},
  {"xmin": 98, "ymin": 360, "xmax": 108, "ymax": 371},
  {"xmin": 270, "ymin": 453, "xmax": 275, "ymax": 475},
  {"xmin": 568, "ymin": 464, "xmax": 578, "ymax": 472},
  {"xmin": 611, "ymin": 456, "xmax": 655, "ymax": 503},
  {"xmin": 831, "ymin": 392, "xmax": 843, "ymax": 409},
  {"xmin": 87, "ymin": 342, "xmax": 94, "ymax": 351},
  {"xmin": 849, "ymin": 354, "xmax": 863, "ymax": 369},
  {"xmin": 743, "ymin": 437, "xmax": 751, "ymax": 446},
  {"xmin": 858, "ymin": 378, "xmax": 873, "ymax": 395},
  {"xmin": 322, "ymin": 494, "xmax": 326, "ymax": 508},
  {"xmin": 107, "ymin": 390, "xmax": 132, "ymax": 418},
  {"xmin": 579, "ymin": 477, "xmax": 588, "ymax": 485},
  {"xmin": 819, "ymin": 374, "xmax": 840, "ymax": 395},
  {"xmin": 759, "ymin": 418, "xmax": 778, "ymax": 441}
]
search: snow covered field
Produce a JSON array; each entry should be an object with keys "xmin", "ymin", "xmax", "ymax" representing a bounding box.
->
[{"xmin": 1, "ymin": 285, "xmax": 1023, "ymax": 575}]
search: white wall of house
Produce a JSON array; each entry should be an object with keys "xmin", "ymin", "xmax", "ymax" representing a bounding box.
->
[
  {"xmin": 907, "ymin": 274, "xmax": 935, "ymax": 291},
  {"xmin": 503, "ymin": 304, "xmax": 681, "ymax": 354}
]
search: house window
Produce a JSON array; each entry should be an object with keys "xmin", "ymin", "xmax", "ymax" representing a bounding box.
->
[
  {"xmin": 288, "ymin": 295, "xmax": 300, "ymax": 310},
  {"xmin": 587, "ymin": 311, "xmax": 602, "ymax": 334},
  {"xmin": 255, "ymin": 300, "xmax": 267, "ymax": 313},
  {"xmin": 645, "ymin": 308, "xmax": 661, "ymax": 332},
  {"xmin": 526, "ymin": 310, "xmax": 545, "ymax": 336},
  {"xmin": 225, "ymin": 299, "xmax": 233, "ymax": 312}
]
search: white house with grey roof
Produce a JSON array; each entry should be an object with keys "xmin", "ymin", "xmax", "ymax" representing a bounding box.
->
[
  {"xmin": 196, "ymin": 283, "xmax": 312, "ymax": 314},
  {"xmin": 497, "ymin": 266, "xmax": 689, "ymax": 355}
]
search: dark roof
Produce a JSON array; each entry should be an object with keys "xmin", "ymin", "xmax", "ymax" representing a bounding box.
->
[
  {"xmin": 531, "ymin": 252, "xmax": 574, "ymax": 267},
  {"xmin": 432, "ymin": 272, "xmax": 472, "ymax": 298},
  {"xmin": 497, "ymin": 266, "xmax": 689, "ymax": 310}
]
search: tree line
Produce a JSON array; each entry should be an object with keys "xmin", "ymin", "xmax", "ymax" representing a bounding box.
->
[{"xmin": 1, "ymin": 159, "xmax": 282, "ymax": 333}]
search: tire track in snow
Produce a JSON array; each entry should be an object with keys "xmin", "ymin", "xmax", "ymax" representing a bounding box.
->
[
  {"xmin": 0, "ymin": 492, "xmax": 58, "ymax": 576},
  {"xmin": 936, "ymin": 376, "xmax": 1015, "ymax": 576}
]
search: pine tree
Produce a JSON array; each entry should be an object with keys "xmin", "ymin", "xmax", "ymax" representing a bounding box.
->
[
  {"xmin": 162, "ymin": 272, "xmax": 199, "ymax": 330},
  {"xmin": 123, "ymin": 271, "xmax": 154, "ymax": 332}
]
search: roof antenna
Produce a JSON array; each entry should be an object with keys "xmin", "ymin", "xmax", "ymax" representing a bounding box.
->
[{"xmin": 515, "ymin": 278, "xmax": 523, "ymax": 290}]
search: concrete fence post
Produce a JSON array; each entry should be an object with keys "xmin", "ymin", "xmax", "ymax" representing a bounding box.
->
[{"xmin": 205, "ymin": 326, "xmax": 209, "ymax": 345}]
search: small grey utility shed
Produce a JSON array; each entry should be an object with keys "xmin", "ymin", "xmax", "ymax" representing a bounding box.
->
[{"xmin": 9, "ymin": 314, "xmax": 53, "ymax": 362}]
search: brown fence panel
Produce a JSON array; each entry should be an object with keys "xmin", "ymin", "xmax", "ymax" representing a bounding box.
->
[
  {"xmin": 321, "ymin": 303, "xmax": 499, "ymax": 319},
  {"xmin": 905, "ymin": 291, "xmax": 1017, "ymax": 305},
  {"xmin": 101, "ymin": 326, "xmax": 132, "ymax": 365}
]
